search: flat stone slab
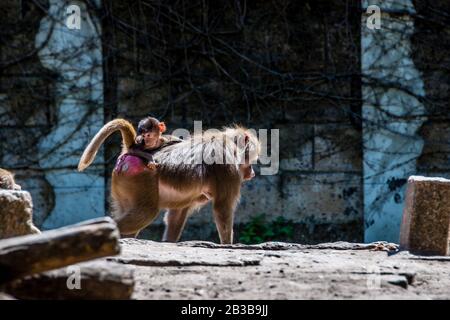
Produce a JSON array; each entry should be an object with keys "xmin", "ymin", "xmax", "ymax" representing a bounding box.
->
[
  {"xmin": 109, "ymin": 239, "xmax": 263, "ymax": 266},
  {"xmin": 110, "ymin": 239, "xmax": 450, "ymax": 299},
  {"xmin": 177, "ymin": 240, "xmax": 399, "ymax": 251}
]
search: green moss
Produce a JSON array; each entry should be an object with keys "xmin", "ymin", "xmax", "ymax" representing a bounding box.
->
[{"xmin": 239, "ymin": 214, "xmax": 294, "ymax": 244}]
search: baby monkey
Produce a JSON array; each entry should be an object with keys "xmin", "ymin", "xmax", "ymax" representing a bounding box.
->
[
  {"xmin": 114, "ymin": 116, "xmax": 181, "ymax": 175},
  {"xmin": 131, "ymin": 117, "xmax": 167, "ymax": 170},
  {"xmin": 0, "ymin": 168, "xmax": 21, "ymax": 190}
]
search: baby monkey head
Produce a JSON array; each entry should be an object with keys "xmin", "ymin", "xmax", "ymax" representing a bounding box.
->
[{"xmin": 135, "ymin": 116, "xmax": 167, "ymax": 148}]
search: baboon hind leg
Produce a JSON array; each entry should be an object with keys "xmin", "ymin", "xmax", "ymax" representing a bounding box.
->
[
  {"xmin": 114, "ymin": 193, "xmax": 160, "ymax": 238},
  {"xmin": 162, "ymin": 207, "xmax": 191, "ymax": 242},
  {"xmin": 112, "ymin": 170, "xmax": 160, "ymax": 238}
]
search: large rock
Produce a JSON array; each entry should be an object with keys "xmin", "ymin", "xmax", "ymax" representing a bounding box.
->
[
  {"xmin": 4, "ymin": 261, "xmax": 134, "ymax": 300},
  {"xmin": 0, "ymin": 190, "xmax": 40, "ymax": 239},
  {"xmin": 400, "ymin": 176, "xmax": 450, "ymax": 255}
]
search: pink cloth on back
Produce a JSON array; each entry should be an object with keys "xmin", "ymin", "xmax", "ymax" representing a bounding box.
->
[{"xmin": 114, "ymin": 154, "xmax": 146, "ymax": 176}]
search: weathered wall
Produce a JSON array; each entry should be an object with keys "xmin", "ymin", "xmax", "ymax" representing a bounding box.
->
[
  {"xmin": 110, "ymin": 0, "xmax": 364, "ymax": 243},
  {"xmin": 0, "ymin": 0, "xmax": 105, "ymax": 229},
  {"xmin": 362, "ymin": 0, "xmax": 426, "ymax": 243},
  {"xmin": 1, "ymin": 0, "xmax": 449, "ymax": 244},
  {"xmin": 362, "ymin": 0, "xmax": 450, "ymax": 242},
  {"xmin": 0, "ymin": 0, "xmax": 55, "ymax": 226},
  {"xmin": 413, "ymin": 0, "xmax": 450, "ymax": 180},
  {"xmin": 35, "ymin": 0, "xmax": 105, "ymax": 228}
]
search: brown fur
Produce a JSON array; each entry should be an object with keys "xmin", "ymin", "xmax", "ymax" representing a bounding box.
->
[
  {"xmin": 78, "ymin": 119, "xmax": 136, "ymax": 171},
  {"xmin": 0, "ymin": 168, "xmax": 21, "ymax": 190},
  {"xmin": 78, "ymin": 119, "xmax": 260, "ymax": 244}
]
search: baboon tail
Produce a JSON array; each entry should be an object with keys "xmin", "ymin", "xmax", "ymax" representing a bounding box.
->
[{"xmin": 78, "ymin": 119, "xmax": 136, "ymax": 171}]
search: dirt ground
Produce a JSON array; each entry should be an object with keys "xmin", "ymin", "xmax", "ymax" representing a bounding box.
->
[{"xmin": 107, "ymin": 239, "xmax": 450, "ymax": 299}]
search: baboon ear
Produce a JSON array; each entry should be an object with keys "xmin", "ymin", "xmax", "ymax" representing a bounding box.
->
[{"xmin": 159, "ymin": 122, "xmax": 167, "ymax": 133}]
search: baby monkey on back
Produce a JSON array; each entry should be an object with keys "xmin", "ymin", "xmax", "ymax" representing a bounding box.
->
[
  {"xmin": 79, "ymin": 115, "xmax": 260, "ymax": 242},
  {"xmin": 126, "ymin": 117, "xmax": 180, "ymax": 170}
]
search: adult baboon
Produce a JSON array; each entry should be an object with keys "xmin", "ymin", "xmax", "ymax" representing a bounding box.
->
[{"xmin": 78, "ymin": 119, "xmax": 260, "ymax": 244}]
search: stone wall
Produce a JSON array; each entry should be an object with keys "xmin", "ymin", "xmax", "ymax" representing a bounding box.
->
[
  {"xmin": 1, "ymin": 0, "xmax": 449, "ymax": 244},
  {"xmin": 0, "ymin": 0, "xmax": 105, "ymax": 229},
  {"xmin": 0, "ymin": 0, "xmax": 55, "ymax": 226},
  {"xmin": 362, "ymin": 0, "xmax": 427, "ymax": 243},
  {"xmin": 414, "ymin": 0, "xmax": 450, "ymax": 179},
  {"xmin": 109, "ymin": 0, "xmax": 364, "ymax": 243},
  {"xmin": 361, "ymin": 0, "xmax": 450, "ymax": 242}
]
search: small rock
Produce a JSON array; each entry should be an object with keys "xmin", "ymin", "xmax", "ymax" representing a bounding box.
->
[
  {"xmin": 0, "ymin": 190, "xmax": 40, "ymax": 239},
  {"xmin": 386, "ymin": 276, "xmax": 409, "ymax": 289}
]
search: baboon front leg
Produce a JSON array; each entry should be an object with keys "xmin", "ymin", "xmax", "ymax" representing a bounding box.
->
[
  {"xmin": 213, "ymin": 201, "xmax": 236, "ymax": 244},
  {"xmin": 162, "ymin": 208, "xmax": 190, "ymax": 242}
]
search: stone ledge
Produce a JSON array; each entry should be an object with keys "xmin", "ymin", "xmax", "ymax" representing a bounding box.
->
[{"xmin": 114, "ymin": 239, "xmax": 449, "ymax": 299}]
